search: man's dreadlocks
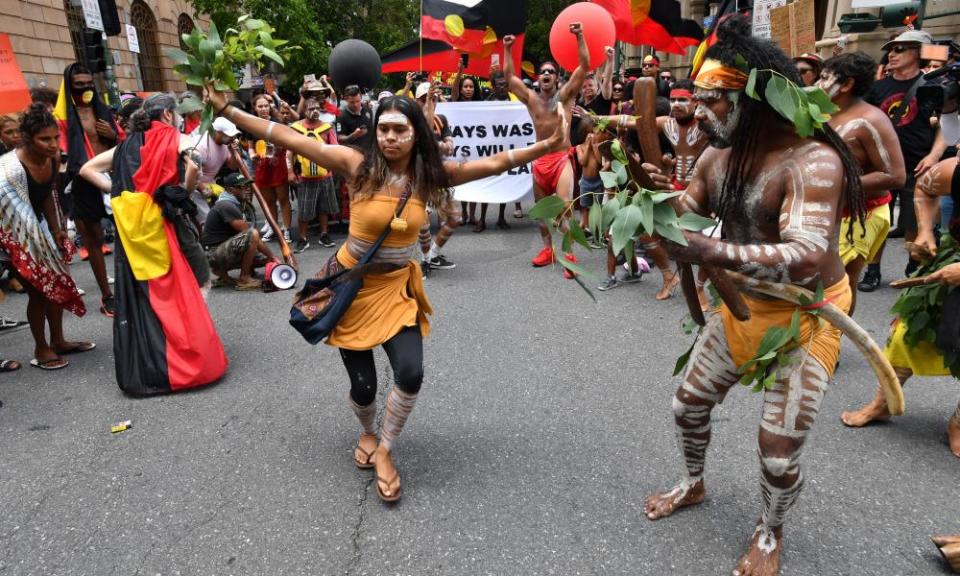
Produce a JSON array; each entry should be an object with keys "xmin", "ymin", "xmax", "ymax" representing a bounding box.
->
[{"xmin": 706, "ymin": 15, "xmax": 865, "ymax": 240}]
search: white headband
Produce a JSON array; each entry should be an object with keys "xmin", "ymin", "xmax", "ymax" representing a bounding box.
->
[{"xmin": 378, "ymin": 112, "xmax": 410, "ymax": 126}]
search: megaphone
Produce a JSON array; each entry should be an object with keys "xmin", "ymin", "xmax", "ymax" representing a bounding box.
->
[{"xmin": 265, "ymin": 261, "xmax": 297, "ymax": 291}]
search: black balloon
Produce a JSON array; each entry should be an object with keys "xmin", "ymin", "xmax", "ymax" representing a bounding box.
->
[{"xmin": 328, "ymin": 39, "xmax": 382, "ymax": 91}]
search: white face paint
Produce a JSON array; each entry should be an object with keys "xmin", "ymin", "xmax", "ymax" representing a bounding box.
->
[
  {"xmin": 378, "ymin": 112, "xmax": 409, "ymax": 126},
  {"xmin": 376, "ymin": 112, "xmax": 415, "ymax": 146},
  {"xmin": 694, "ymin": 89, "xmax": 741, "ymax": 148},
  {"xmin": 816, "ymin": 71, "xmax": 841, "ymax": 100}
]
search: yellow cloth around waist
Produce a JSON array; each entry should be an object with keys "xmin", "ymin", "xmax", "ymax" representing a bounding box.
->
[
  {"xmin": 721, "ymin": 277, "xmax": 852, "ymax": 377},
  {"xmin": 840, "ymin": 205, "xmax": 891, "ymax": 266},
  {"xmin": 110, "ymin": 190, "xmax": 170, "ymax": 280},
  {"xmin": 884, "ymin": 319, "xmax": 950, "ymax": 376},
  {"xmin": 326, "ymin": 195, "xmax": 432, "ymax": 350}
]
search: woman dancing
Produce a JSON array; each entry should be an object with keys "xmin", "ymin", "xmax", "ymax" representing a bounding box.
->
[{"xmin": 206, "ymin": 87, "xmax": 568, "ymax": 502}]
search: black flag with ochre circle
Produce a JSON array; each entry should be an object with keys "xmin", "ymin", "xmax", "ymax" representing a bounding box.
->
[{"xmin": 421, "ymin": 0, "xmax": 528, "ymax": 54}]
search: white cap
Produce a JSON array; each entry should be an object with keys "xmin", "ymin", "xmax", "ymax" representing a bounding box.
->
[
  {"xmin": 415, "ymin": 81, "xmax": 432, "ymax": 100},
  {"xmin": 212, "ymin": 117, "xmax": 240, "ymax": 137},
  {"xmin": 881, "ymin": 29, "xmax": 933, "ymax": 51},
  {"xmin": 378, "ymin": 90, "xmax": 394, "ymax": 101}
]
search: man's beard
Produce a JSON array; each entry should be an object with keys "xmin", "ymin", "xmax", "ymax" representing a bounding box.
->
[{"xmin": 697, "ymin": 105, "xmax": 740, "ymax": 148}]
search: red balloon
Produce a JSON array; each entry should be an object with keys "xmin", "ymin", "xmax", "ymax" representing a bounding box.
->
[{"xmin": 549, "ymin": 2, "xmax": 616, "ymax": 72}]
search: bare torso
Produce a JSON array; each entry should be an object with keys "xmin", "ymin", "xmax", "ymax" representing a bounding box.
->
[
  {"xmin": 76, "ymin": 106, "xmax": 110, "ymax": 155},
  {"xmin": 829, "ymin": 100, "xmax": 904, "ymax": 201},
  {"xmin": 660, "ymin": 117, "xmax": 708, "ymax": 187},
  {"xmin": 526, "ymin": 88, "xmax": 574, "ymax": 143}
]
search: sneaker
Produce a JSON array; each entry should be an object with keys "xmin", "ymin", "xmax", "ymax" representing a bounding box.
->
[
  {"xmin": 622, "ymin": 271, "xmax": 643, "ymax": 283},
  {"xmin": 77, "ymin": 287, "xmax": 86, "ymax": 296},
  {"xmin": 262, "ymin": 227, "xmax": 276, "ymax": 242},
  {"xmin": 100, "ymin": 296, "xmax": 116, "ymax": 318},
  {"xmin": 282, "ymin": 229, "xmax": 291, "ymax": 243},
  {"xmin": 562, "ymin": 253, "xmax": 578, "ymax": 279},
  {"xmin": 319, "ymin": 234, "xmax": 336, "ymax": 248},
  {"xmin": 428, "ymin": 254, "xmax": 456, "ymax": 270},
  {"xmin": 79, "ymin": 246, "xmax": 90, "ymax": 261},
  {"xmin": 260, "ymin": 223, "xmax": 271, "ymax": 235},
  {"xmin": 107, "ymin": 276, "xmax": 115, "ymax": 285},
  {"xmin": 887, "ymin": 228, "xmax": 904, "ymax": 239},
  {"xmin": 101, "ymin": 244, "xmax": 113, "ymax": 255},
  {"xmin": 904, "ymin": 258, "xmax": 919, "ymax": 277},
  {"xmin": 294, "ymin": 239, "xmax": 310, "ymax": 253},
  {"xmin": 858, "ymin": 268, "xmax": 881, "ymax": 292},
  {"xmin": 421, "ymin": 259, "xmax": 431, "ymax": 279},
  {"xmin": 531, "ymin": 246, "xmax": 555, "ymax": 267},
  {"xmin": 598, "ymin": 275, "xmax": 620, "ymax": 291}
]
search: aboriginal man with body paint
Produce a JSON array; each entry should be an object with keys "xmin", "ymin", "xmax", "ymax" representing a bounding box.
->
[
  {"xmin": 640, "ymin": 17, "xmax": 866, "ymax": 576},
  {"xmin": 503, "ymin": 25, "xmax": 590, "ymax": 273},
  {"xmin": 816, "ymin": 52, "xmax": 906, "ymax": 316}
]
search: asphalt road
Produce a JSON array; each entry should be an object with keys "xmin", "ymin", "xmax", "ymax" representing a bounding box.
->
[{"xmin": 1, "ymin": 215, "xmax": 957, "ymax": 576}]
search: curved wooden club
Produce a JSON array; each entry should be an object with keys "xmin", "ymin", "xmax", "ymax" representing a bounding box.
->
[
  {"xmin": 231, "ymin": 148, "xmax": 298, "ymax": 271},
  {"xmin": 624, "ymin": 86, "xmax": 750, "ymax": 325},
  {"xmin": 727, "ymin": 271, "xmax": 905, "ymax": 416}
]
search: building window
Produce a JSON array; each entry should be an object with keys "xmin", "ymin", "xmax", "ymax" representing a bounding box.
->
[
  {"xmin": 177, "ymin": 13, "xmax": 195, "ymax": 50},
  {"xmin": 130, "ymin": 0, "xmax": 163, "ymax": 91},
  {"xmin": 63, "ymin": 0, "xmax": 86, "ymax": 64}
]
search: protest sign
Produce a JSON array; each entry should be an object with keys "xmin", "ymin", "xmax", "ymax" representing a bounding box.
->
[
  {"xmin": 0, "ymin": 35, "xmax": 33, "ymax": 115},
  {"xmin": 769, "ymin": 0, "xmax": 816, "ymax": 57},
  {"xmin": 436, "ymin": 101, "xmax": 535, "ymax": 203},
  {"xmin": 751, "ymin": 0, "xmax": 788, "ymax": 38}
]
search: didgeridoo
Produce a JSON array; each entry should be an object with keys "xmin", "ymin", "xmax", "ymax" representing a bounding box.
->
[
  {"xmin": 231, "ymin": 148, "xmax": 298, "ymax": 270},
  {"xmin": 625, "ymin": 84, "xmax": 750, "ymax": 325},
  {"xmin": 728, "ymin": 272, "xmax": 905, "ymax": 416}
]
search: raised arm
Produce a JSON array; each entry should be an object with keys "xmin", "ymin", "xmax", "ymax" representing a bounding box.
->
[
  {"xmin": 444, "ymin": 107, "xmax": 568, "ymax": 186},
  {"xmin": 451, "ymin": 58, "xmax": 465, "ymax": 102},
  {"xmin": 599, "ymin": 46, "xmax": 615, "ymax": 100},
  {"xmin": 667, "ymin": 153, "xmax": 844, "ymax": 288},
  {"xmin": 559, "ymin": 22, "xmax": 589, "ymax": 103},
  {"xmin": 854, "ymin": 109, "xmax": 905, "ymax": 196},
  {"xmin": 79, "ymin": 146, "xmax": 116, "ymax": 193},
  {"xmin": 207, "ymin": 86, "xmax": 363, "ymax": 179},
  {"xmin": 502, "ymin": 35, "xmax": 533, "ymax": 104}
]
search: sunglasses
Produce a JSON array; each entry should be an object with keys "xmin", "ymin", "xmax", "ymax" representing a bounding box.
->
[
  {"xmin": 660, "ymin": 75, "xmax": 672, "ymax": 80},
  {"xmin": 890, "ymin": 44, "xmax": 916, "ymax": 54},
  {"xmin": 642, "ymin": 63, "xmax": 656, "ymax": 68},
  {"xmin": 797, "ymin": 66, "xmax": 814, "ymax": 74},
  {"xmin": 613, "ymin": 86, "xmax": 624, "ymax": 91},
  {"xmin": 540, "ymin": 68, "xmax": 556, "ymax": 76}
]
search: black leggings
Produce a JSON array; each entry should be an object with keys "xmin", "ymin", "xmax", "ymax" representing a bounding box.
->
[{"xmin": 339, "ymin": 325, "xmax": 423, "ymax": 406}]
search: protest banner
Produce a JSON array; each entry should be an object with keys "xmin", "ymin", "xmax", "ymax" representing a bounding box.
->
[
  {"xmin": 769, "ymin": 0, "xmax": 816, "ymax": 57},
  {"xmin": 0, "ymin": 34, "xmax": 33, "ymax": 115},
  {"xmin": 751, "ymin": 0, "xmax": 788, "ymax": 38},
  {"xmin": 436, "ymin": 101, "xmax": 535, "ymax": 203}
]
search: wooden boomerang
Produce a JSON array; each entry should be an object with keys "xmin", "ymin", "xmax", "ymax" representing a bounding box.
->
[{"xmin": 727, "ymin": 272, "xmax": 905, "ymax": 416}]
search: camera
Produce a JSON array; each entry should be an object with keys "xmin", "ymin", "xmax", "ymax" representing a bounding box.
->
[
  {"xmin": 917, "ymin": 63, "xmax": 960, "ymax": 113},
  {"xmin": 412, "ymin": 72, "xmax": 428, "ymax": 83}
]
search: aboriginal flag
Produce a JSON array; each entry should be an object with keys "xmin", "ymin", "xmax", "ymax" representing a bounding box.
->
[
  {"xmin": 690, "ymin": 0, "xmax": 751, "ymax": 78},
  {"xmin": 110, "ymin": 122, "xmax": 227, "ymax": 395},
  {"xmin": 420, "ymin": 0, "xmax": 528, "ymax": 54},
  {"xmin": 592, "ymin": 0, "xmax": 703, "ymax": 55},
  {"xmin": 382, "ymin": 36, "xmax": 527, "ymax": 77}
]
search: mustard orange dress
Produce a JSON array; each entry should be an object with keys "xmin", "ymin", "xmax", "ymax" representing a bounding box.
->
[{"xmin": 326, "ymin": 194, "xmax": 432, "ymax": 351}]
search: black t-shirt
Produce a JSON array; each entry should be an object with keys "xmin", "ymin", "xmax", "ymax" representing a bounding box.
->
[
  {"xmin": 337, "ymin": 106, "xmax": 374, "ymax": 150},
  {"xmin": 864, "ymin": 74, "xmax": 935, "ymax": 172},
  {"xmin": 23, "ymin": 159, "xmax": 55, "ymax": 219},
  {"xmin": 201, "ymin": 200, "xmax": 243, "ymax": 247},
  {"xmin": 572, "ymin": 94, "xmax": 612, "ymax": 142}
]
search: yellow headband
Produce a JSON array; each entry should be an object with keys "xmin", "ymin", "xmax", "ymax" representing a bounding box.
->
[{"xmin": 693, "ymin": 59, "xmax": 749, "ymax": 91}]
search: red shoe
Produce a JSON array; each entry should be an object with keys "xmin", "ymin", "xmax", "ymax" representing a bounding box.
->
[
  {"xmin": 562, "ymin": 253, "xmax": 578, "ymax": 279},
  {"xmin": 101, "ymin": 244, "xmax": 113, "ymax": 255},
  {"xmin": 531, "ymin": 246, "xmax": 555, "ymax": 267},
  {"xmin": 78, "ymin": 247, "xmax": 89, "ymax": 261}
]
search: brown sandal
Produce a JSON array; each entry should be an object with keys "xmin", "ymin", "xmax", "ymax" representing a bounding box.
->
[
  {"xmin": 353, "ymin": 433, "xmax": 377, "ymax": 469},
  {"xmin": 373, "ymin": 449, "xmax": 401, "ymax": 502}
]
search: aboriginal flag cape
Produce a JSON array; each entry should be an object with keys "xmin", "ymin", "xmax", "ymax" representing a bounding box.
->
[
  {"xmin": 421, "ymin": 0, "xmax": 527, "ymax": 55},
  {"xmin": 0, "ymin": 151, "xmax": 85, "ymax": 316},
  {"xmin": 110, "ymin": 121, "xmax": 227, "ymax": 395},
  {"xmin": 593, "ymin": 0, "xmax": 703, "ymax": 55}
]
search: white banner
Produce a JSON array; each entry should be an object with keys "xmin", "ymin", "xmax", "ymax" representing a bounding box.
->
[
  {"xmin": 751, "ymin": 0, "xmax": 788, "ymax": 38},
  {"xmin": 436, "ymin": 101, "xmax": 535, "ymax": 203}
]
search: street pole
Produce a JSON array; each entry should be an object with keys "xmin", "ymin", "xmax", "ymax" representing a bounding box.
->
[{"xmin": 101, "ymin": 32, "xmax": 120, "ymax": 107}]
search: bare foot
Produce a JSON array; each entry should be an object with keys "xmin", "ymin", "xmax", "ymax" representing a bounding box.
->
[
  {"xmin": 354, "ymin": 433, "xmax": 377, "ymax": 469},
  {"xmin": 732, "ymin": 524, "xmax": 782, "ymax": 576},
  {"xmin": 948, "ymin": 416, "xmax": 960, "ymax": 458},
  {"xmin": 373, "ymin": 445, "xmax": 401, "ymax": 502},
  {"xmin": 644, "ymin": 478, "xmax": 705, "ymax": 520},
  {"xmin": 840, "ymin": 394, "xmax": 890, "ymax": 427},
  {"xmin": 656, "ymin": 270, "xmax": 680, "ymax": 301}
]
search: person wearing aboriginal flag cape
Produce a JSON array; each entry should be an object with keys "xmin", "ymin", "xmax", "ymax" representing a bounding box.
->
[{"xmin": 80, "ymin": 94, "xmax": 226, "ymax": 395}]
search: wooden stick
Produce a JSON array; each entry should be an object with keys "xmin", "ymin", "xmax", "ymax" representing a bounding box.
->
[
  {"xmin": 231, "ymin": 149, "xmax": 298, "ymax": 270},
  {"xmin": 727, "ymin": 272, "xmax": 905, "ymax": 416}
]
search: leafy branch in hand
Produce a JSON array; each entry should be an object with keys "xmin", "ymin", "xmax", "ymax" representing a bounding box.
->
[{"xmin": 165, "ymin": 16, "xmax": 298, "ymax": 134}]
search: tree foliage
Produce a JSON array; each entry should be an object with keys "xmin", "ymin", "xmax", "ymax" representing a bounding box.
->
[{"xmin": 185, "ymin": 0, "xmax": 418, "ymax": 88}]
